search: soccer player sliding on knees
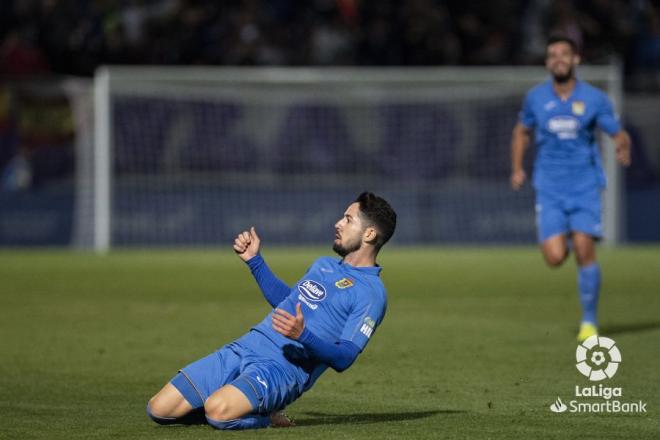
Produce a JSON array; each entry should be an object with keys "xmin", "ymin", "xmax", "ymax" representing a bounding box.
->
[
  {"xmin": 146, "ymin": 192, "xmax": 396, "ymax": 430},
  {"xmin": 510, "ymin": 36, "xmax": 632, "ymax": 342}
]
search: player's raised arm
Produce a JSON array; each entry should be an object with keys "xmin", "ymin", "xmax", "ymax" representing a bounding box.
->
[
  {"xmin": 510, "ymin": 122, "xmax": 531, "ymax": 190},
  {"xmin": 233, "ymin": 227, "xmax": 291, "ymax": 307}
]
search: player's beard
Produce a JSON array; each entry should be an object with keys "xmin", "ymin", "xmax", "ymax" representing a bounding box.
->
[
  {"xmin": 333, "ymin": 237, "xmax": 362, "ymax": 257},
  {"xmin": 552, "ymin": 66, "xmax": 574, "ymax": 84}
]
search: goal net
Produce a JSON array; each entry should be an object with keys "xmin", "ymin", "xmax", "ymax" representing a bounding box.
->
[{"xmin": 82, "ymin": 66, "xmax": 620, "ymax": 250}]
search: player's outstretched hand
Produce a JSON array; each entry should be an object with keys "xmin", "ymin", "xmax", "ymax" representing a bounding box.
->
[
  {"xmin": 233, "ymin": 226, "xmax": 261, "ymax": 262},
  {"xmin": 272, "ymin": 303, "xmax": 305, "ymax": 340},
  {"xmin": 510, "ymin": 169, "xmax": 526, "ymax": 190}
]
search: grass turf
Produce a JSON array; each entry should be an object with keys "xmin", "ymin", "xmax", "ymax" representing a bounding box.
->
[{"xmin": 1, "ymin": 246, "xmax": 659, "ymax": 439}]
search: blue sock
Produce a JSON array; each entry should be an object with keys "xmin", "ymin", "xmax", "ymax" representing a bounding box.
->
[
  {"xmin": 578, "ymin": 262, "xmax": 601, "ymax": 325},
  {"xmin": 206, "ymin": 415, "xmax": 271, "ymax": 430},
  {"xmin": 146, "ymin": 403, "xmax": 206, "ymax": 425}
]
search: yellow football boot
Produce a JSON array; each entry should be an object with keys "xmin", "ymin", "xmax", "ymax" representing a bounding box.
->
[{"xmin": 577, "ymin": 322, "xmax": 598, "ymax": 342}]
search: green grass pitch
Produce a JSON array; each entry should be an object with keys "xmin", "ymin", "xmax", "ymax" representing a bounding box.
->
[{"xmin": 1, "ymin": 246, "xmax": 659, "ymax": 439}]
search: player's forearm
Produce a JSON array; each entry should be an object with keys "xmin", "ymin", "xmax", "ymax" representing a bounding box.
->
[
  {"xmin": 511, "ymin": 124, "xmax": 530, "ymax": 171},
  {"xmin": 298, "ymin": 328, "xmax": 360, "ymax": 372},
  {"xmin": 246, "ymin": 254, "xmax": 290, "ymax": 307}
]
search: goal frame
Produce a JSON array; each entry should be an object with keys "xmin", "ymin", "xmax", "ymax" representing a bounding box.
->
[{"xmin": 89, "ymin": 65, "xmax": 623, "ymax": 252}]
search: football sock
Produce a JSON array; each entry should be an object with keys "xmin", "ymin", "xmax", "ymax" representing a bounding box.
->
[
  {"xmin": 146, "ymin": 403, "xmax": 206, "ymax": 425},
  {"xmin": 578, "ymin": 262, "xmax": 600, "ymax": 325},
  {"xmin": 206, "ymin": 415, "xmax": 271, "ymax": 430}
]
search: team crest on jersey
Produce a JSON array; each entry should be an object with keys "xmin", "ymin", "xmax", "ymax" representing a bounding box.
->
[
  {"xmin": 298, "ymin": 280, "xmax": 327, "ymax": 302},
  {"xmin": 335, "ymin": 278, "xmax": 354, "ymax": 289},
  {"xmin": 572, "ymin": 101, "xmax": 586, "ymax": 116}
]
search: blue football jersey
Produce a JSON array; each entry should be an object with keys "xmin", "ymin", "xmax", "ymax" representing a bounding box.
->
[
  {"xmin": 251, "ymin": 256, "xmax": 387, "ymax": 389},
  {"xmin": 519, "ymin": 79, "xmax": 621, "ymax": 193}
]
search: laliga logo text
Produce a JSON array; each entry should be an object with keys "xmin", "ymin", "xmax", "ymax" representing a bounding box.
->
[{"xmin": 549, "ymin": 336, "xmax": 647, "ymax": 414}]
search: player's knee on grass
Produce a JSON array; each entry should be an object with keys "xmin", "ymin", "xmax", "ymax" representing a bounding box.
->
[
  {"xmin": 147, "ymin": 379, "xmax": 200, "ymax": 423},
  {"xmin": 147, "ymin": 395, "xmax": 175, "ymax": 420},
  {"xmin": 146, "ymin": 402, "xmax": 178, "ymax": 425},
  {"xmin": 204, "ymin": 401, "xmax": 267, "ymax": 430},
  {"xmin": 204, "ymin": 382, "xmax": 256, "ymax": 420},
  {"xmin": 146, "ymin": 402, "xmax": 206, "ymax": 426},
  {"xmin": 204, "ymin": 397, "xmax": 233, "ymax": 421}
]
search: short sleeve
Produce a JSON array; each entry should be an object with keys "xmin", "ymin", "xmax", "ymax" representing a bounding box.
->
[
  {"xmin": 595, "ymin": 93, "xmax": 621, "ymax": 135},
  {"xmin": 519, "ymin": 92, "xmax": 536, "ymax": 129},
  {"xmin": 340, "ymin": 290, "xmax": 387, "ymax": 352}
]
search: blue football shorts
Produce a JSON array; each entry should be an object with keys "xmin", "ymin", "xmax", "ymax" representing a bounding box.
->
[
  {"xmin": 535, "ymin": 187, "xmax": 603, "ymax": 242},
  {"xmin": 171, "ymin": 332, "xmax": 304, "ymax": 415}
]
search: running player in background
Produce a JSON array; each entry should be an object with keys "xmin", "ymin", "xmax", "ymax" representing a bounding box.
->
[
  {"xmin": 510, "ymin": 36, "xmax": 631, "ymax": 342},
  {"xmin": 146, "ymin": 192, "xmax": 396, "ymax": 430}
]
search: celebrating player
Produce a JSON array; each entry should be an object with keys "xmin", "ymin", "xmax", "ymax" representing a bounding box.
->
[
  {"xmin": 146, "ymin": 192, "xmax": 396, "ymax": 430},
  {"xmin": 510, "ymin": 36, "xmax": 632, "ymax": 342}
]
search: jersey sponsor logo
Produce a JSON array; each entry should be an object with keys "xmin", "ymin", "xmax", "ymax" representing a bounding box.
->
[
  {"xmin": 572, "ymin": 101, "xmax": 586, "ymax": 116},
  {"xmin": 298, "ymin": 280, "xmax": 327, "ymax": 302},
  {"xmin": 335, "ymin": 278, "xmax": 354, "ymax": 289},
  {"xmin": 298, "ymin": 294, "xmax": 318, "ymax": 310},
  {"xmin": 547, "ymin": 116, "xmax": 580, "ymax": 140},
  {"xmin": 360, "ymin": 316, "xmax": 376, "ymax": 338}
]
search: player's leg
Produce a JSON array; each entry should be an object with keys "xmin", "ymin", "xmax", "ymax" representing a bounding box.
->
[
  {"xmin": 573, "ymin": 232, "xmax": 596, "ymax": 266},
  {"xmin": 147, "ymin": 346, "xmax": 241, "ymax": 426},
  {"xmin": 540, "ymin": 233, "xmax": 569, "ymax": 267},
  {"xmin": 536, "ymin": 191, "xmax": 570, "ymax": 268},
  {"xmin": 203, "ymin": 384, "xmax": 294, "ymax": 429},
  {"xmin": 204, "ymin": 360, "xmax": 301, "ymax": 430},
  {"xmin": 147, "ymin": 375, "xmax": 205, "ymax": 425},
  {"xmin": 570, "ymin": 188, "xmax": 603, "ymax": 341},
  {"xmin": 204, "ymin": 384, "xmax": 271, "ymax": 430},
  {"xmin": 573, "ymin": 232, "xmax": 600, "ymax": 341}
]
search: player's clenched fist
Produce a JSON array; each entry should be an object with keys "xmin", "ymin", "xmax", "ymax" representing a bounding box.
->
[{"xmin": 233, "ymin": 226, "xmax": 261, "ymax": 262}]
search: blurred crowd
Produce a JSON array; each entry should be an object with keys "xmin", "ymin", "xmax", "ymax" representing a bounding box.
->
[{"xmin": 1, "ymin": 0, "xmax": 659, "ymax": 81}]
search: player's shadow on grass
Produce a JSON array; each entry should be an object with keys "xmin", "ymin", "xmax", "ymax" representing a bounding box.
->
[
  {"xmin": 295, "ymin": 409, "xmax": 462, "ymax": 426},
  {"xmin": 600, "ymin": 320, "xmax": 660, "ymax": 336}
]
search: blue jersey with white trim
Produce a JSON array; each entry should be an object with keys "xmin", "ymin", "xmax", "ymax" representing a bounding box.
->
[
  {"xmin": 251, "ymin": 256, "xmax": 387, "ymax": 389},
  {"xmin": 519, "ymin": 79, "xmax": 621, "ymax": 193}
]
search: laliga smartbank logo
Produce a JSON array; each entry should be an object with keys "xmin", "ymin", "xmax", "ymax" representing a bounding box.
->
[
  {"xmin": 575, "ymin": 335, "xmax": 620, "ymax": 381},
  {"xmin": 549, "ymin": 335, "xmax": 647, "ymax": 414}
]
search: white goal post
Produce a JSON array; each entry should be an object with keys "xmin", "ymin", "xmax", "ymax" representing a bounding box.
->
[{"xmin": 86, "ymin": 65, "xmax": 623, "ymax": 252}]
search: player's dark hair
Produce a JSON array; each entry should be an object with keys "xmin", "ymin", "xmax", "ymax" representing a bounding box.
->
[
  {"xmin": 547, "ymin": 35, "xmax": 579, "ymax": 54},
  {"xmin": 355, "ymin": 192, "xmax": 397, "ymax": 251}
]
